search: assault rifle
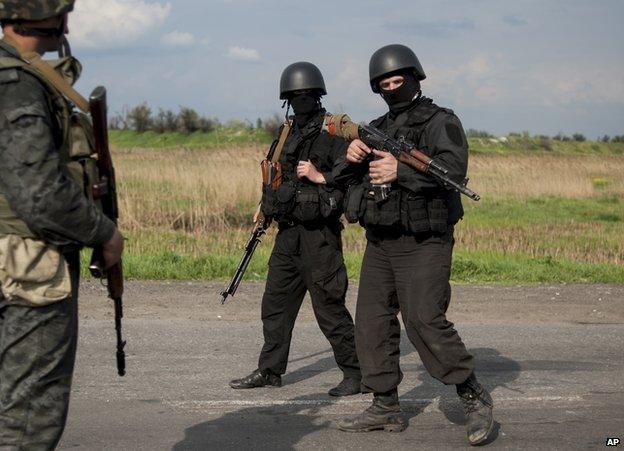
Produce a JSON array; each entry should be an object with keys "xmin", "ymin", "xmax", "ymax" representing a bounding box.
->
[
  {"xmin": 220, "ymin": 136, "xmax": 284, "ymax": 304},
  {"xmin": 88, "ymin": 86, "xmax": 126, "ymax": 377},
  {"xmin": 324, "ymin": 114, "xmax": 481, "ymax": 202}
]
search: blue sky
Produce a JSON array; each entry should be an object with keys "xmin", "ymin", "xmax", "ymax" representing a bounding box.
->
[{"xmin": 60, "ymin": 0, "xmax": 624, "ymax": 137}]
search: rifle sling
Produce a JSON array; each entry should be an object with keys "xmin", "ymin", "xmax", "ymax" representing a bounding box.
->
[
  {"xmin": 1, "ymin": 36, "xmax": 89, "ymax": 113},
  {"xmin": 271, "ymin": 121, "xmax": 291, "ymax": 163}
]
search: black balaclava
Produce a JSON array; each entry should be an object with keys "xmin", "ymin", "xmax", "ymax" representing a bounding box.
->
[
  {"xmin": 379, "ymin": 72, "xmax": 421, "ymax": 114},
  {"xmin": 290, "ymin": 92, "xmax": 321, "ymax": 127}
]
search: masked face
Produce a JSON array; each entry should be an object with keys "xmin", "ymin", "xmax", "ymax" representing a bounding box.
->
[
  {"xmin": 290, "ymin": 92, "xmax": 319, "ymax": 116},
  {"xmin": 379, "ymin": 74, "xmax": 420, "ymax": 113}
]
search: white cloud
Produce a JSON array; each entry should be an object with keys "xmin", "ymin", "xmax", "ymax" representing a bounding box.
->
[
  {"xmin": 71, "ymin": 0, "xmax": 171, "ymax": 49},
  {"xmin": 162, "ymin": 31, "xmax": 195, "ymax": 47},
  {"xmin": 226, "ymin": 46, "xmax": 261, "ymax": 62}
]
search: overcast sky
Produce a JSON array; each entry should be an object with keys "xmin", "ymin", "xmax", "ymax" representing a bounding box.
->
[{"xmin": 40, "ymin": 0, "xmax": 624, "ymax": 137}]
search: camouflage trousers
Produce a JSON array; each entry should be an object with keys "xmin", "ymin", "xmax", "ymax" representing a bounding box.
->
[{"xmin": 0, "ymin": 252, "xmax": 79, "ymax": 451}]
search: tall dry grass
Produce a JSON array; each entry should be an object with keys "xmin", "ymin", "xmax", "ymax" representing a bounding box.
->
[
  {"xmin": 469, "ymin": 154, "xmax": 624, "ymax": 198},
  {"xmin": 115, "ymin": 147, "xmax": 624, "ymax": 232}
]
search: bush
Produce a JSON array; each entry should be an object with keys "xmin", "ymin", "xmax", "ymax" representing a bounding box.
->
[
  {"xmin": 178, "ymin": 107, "xmax": 201, "ymax": 134},
  {"xmin": 153, "ymin": 109, "xmax": 178, "ymax": 133},
  {"xmin": 263, "ymin": 113, "xmax": 283, "ymax": 138},
  {"xmin": 127, "ymin": 103, "xmax": 152, "ymax": 132},
  {"xmin": 572, "ymin": 133, "xmax": 586, "ymax": 142}
]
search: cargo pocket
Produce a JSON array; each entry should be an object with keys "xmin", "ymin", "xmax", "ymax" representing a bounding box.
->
[
  {"xmin": 0, "ymin": 235, "xmax": 71, "ymax": 307},
  {"xmin": 314, "ymin": 264, "xmax": 348, "ymax": 301}
]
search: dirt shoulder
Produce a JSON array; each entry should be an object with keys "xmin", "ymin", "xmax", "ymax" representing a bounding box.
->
[{"xmin": 78, "ymin": 281, "xmax": 624, "ymax": 324}]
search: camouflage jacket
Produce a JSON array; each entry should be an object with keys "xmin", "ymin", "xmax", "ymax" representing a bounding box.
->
[{"xmin": 0, "ymin": 40, "xmax": 115, "ymax": 248}]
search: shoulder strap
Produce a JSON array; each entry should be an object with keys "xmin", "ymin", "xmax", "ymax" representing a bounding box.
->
[
  {"xmin": 270, "ymin": 120, "xmax": 292, "ymax": 163},
  {"xmin": 21, "ymin": 52, "xmax": 89, "ymax": 113},
  {"xmin": 0, "ymin": 38, "xmax": 89, "ymax": 113}
]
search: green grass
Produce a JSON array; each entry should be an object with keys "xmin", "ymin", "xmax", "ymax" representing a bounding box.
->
[
  {"xmin": 79, "ymin": 195, "xmax": 624, "ymax": 284},
  {"xmin": 81, "ymin": 246, "xmax": 623, "ymax": 284},
  {"xmin": 109, "ymin": 127, "xmax": 272, "ymax": 149},
  {"xmin": 109, "ymin": 128, "xmax": 624, "ymax": 154}
]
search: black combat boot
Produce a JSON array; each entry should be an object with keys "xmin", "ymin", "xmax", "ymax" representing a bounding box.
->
[
  {"xmin": 229, "ymin": 369, "xmax": 282, "ymax": 389},
  {"xmin": 328, "ymin": 376, "xmax": 361, "ymax": 397},
  {"xmin": 456, "ymin": 374, "xmax": 494, "ymax": 445},
  {"xmin": 337, "ymin": 390, "xmax": 407, "ymax": 432}
]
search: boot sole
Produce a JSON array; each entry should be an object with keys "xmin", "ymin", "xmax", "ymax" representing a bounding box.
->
[
  {"xmin": 468, "ymin": 415, "xmax": 494, "ymax": 446},
  {"xmin": 338, "ymin": 423, "xmax": 407, "ymax": 433}
]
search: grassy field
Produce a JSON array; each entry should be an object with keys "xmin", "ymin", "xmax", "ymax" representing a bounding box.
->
[
  {"xmin": 82, "ymin": 139, "xmax": 624, "ymax": 284},
  {"xmin": 110, "ymin": 128, "xmax": 624, "ymax": 155}
]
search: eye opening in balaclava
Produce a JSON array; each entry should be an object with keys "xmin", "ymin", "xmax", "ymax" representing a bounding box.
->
[{"xmin": 377, "ymin": 70, "xmax": 421, "ymax": 114}]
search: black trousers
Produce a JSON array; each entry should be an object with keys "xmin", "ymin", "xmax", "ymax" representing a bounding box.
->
[
  {"xmin": 258, "ymin": 224, "xmax": 360, "ymax": 378},
  {"xmin": 355, "ymin": 228, "xmax": 474, "ymax": 394}
]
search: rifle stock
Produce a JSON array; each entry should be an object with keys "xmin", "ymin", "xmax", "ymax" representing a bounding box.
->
[{"xmin": 88, "ymin": 86, "xmax": 126, "ymax": 377}]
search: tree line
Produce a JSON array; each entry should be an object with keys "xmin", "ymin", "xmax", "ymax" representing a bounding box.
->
[
  {"xmin": 109, "ymin": 103, "xmax": 283, "ymax": 137},
  {"xmin": 110, "ymin": 104, "xmax": 624, "ymax": 143},
  {"xmin": 466, "ymin": 129, "xmax": 624, "ymax": 143}
]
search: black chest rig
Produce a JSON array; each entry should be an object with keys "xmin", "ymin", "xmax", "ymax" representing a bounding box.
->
[
  {"xmin": 261, "ymin": 111, "xmax": 344, "ymax": 225},
  {"xmin": 344, "ymin": 98, "xmax": 458, "ymax": 235}
]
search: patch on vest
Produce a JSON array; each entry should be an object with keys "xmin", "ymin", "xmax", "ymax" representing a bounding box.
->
[
  {"xmin": 0, "ymin": 68, "xmax": 19, "ymax": 84},
  {"xmin": 445, "ymin": 123, "xmax": 463, "ymax": 147}
]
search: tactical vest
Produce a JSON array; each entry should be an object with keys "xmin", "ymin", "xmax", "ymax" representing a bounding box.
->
[
  {"xmin": 0, "ymin": 52, "xmax": 100, "ymax": 238},
  {"xmin": 344, "ymin": 98, "xmax": 461, "ymax": 234},
  {"xmin": 261, "ymin": 112, "xmax": 344, "ymax": 224}
]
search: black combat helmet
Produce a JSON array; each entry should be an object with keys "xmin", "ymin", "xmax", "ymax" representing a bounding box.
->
[
  {"xmin": 279, "ymin": 61, "xmax": 327, "ymax": 100},
  {"xmin": 369, "ymin": 44, "xmax": 426, "ymax": 93}
]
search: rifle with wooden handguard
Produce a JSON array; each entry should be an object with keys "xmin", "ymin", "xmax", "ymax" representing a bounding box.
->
[
  {"xmin": 323, "ymin": 114, "xmax": 481, "ymax": 202},
  {"xmin": 220, "ymin": 136, "xmax": 284, "ymax": 304},
  {"xmin": 88, "ymin": 86, "xmax": 126, "ymax": 376}
]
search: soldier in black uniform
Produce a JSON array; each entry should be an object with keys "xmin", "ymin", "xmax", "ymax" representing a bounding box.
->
[
  {"xmin": 336, "ymin": 45, "xmax": 494, "ymax": 445},
  {"xmin": 229, "ymin": 62, "xmax": 361, "ymax": 396}
]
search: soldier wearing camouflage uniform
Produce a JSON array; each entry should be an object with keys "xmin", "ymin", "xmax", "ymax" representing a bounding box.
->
[{"xmin": 0, "ymin": 1, "xmax": 124, "ymax": 448}]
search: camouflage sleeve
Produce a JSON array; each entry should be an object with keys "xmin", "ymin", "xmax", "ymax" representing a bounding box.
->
[
  {"xmin": 396, "ymin": 112, "xmax": 468, "ymax": 193},
  {"xmin": 0, "ymin": 72, "xmax": 116, "ymax": 247}
]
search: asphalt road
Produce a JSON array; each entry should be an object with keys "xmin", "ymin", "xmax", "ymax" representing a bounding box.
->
[{"xmin": 58, "ymin": 282, "xmax": 624, "ymax": 450}]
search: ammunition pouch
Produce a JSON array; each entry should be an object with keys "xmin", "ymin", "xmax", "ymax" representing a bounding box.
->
[
  {"xmin": 344, "ymin": 183, "xmax": 450, "ymax": 234},
  {"xmin": 344, "ymin": 184, "xmax": 366, "ymax": 223},
  {"xmin": 261, "ymin": 180, "xmax": 297, "ymax": 219},
  {"xmin": 363, "ymin": 189, "xmax": 402, "ymax": 228},
  {"xmin": 292, "ymin": 186, "xmax": 320, "ymax": 222},
  {"xmin": 318, "ymin": 186, "xmax": 344, "ymax": 219}
]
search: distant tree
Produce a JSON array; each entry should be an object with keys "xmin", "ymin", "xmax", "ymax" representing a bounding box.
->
[
  {"xmin": 572, "ymin": 133, "xmax": 586, "ymax": 142},
  {"xmin": 198, "ymin": 116, "xmax": 217, "ymax": 133},
  {"xmin": 153, "ymin": 108, "xmax": 178, "ymax": 133},
  {"xmin": 178, "ymin": 107, "xmax": 201, "ymax": 134},
  {"xmin": 127, "ymin": 103, "xmax": 152, "ymax": 132},
  {"xmin": 109, "ymin": 112, "xmax": 126, "ymax": 130},
  {"xmin": 612, "ymin": 135, "xmax": 624, "ymax": 143},
  {"xmin": 553, "ymin": 133, "xmax": 571, "ymax": 141},
  {"xmin": 601, "ymin": 135, "xmax": 610, "ymax": 143},
  {"xmin": 263, "ymin": 113, "xmax": 282, "ymax": 138},
  {"xmin": 256, "ymin": 118, "xmax": 263, "ymax": 129}
]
